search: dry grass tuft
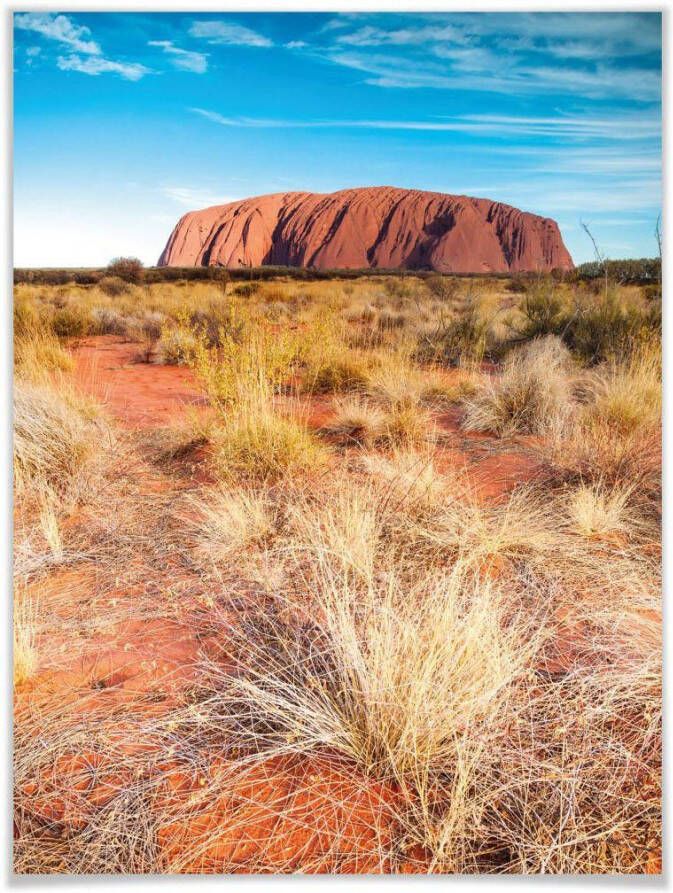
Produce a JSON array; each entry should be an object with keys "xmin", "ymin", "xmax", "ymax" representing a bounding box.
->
[
  {"xmin": 567, "ymin": 482, "xmax": 633, "ymax": 539},
  {"xmin": 462, "ymin": 335, "xmax": 573, "ymax": 436},
  {"xmin": 191, "ymin": 486, "xmax": 277, "ymax": 564},
  {"xmin": 14, "ymin": 378, "xmax": 100, "ymax": 497},
  {"xmin": 321, "ymin": 396, "xmax": 387, "ymax": 446}
]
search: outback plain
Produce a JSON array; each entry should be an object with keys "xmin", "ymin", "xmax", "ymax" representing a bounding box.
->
[{"xmin": 13, "ymin": 260, "xmax": 662, "ymax": 873}]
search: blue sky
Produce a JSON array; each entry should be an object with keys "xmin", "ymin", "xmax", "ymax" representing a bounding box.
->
[{"xmin": 13, "ymin": 11, "xmax": 661, "ymax": 267}]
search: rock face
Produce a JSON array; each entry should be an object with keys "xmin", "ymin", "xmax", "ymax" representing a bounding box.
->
[{"xmin": 158, "ymin": 186, "xmax": 573, "ymax": 273}]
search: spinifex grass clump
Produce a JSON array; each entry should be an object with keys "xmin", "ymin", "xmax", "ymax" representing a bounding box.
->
[
  {"xmin": 14, "ymin": 378, "xmax": 99, "ymax": 497},
  {"xmin": 462, "ymin": 335, "xmax": 573, "ymax": 436}
]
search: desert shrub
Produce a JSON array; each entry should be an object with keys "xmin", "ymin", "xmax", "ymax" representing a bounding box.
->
[
  {"xmin": 235, "ymin": 281, "xmax": 261, "ymax": 299},
  {"xmin": 90, "ymin": 307, "xmax": 130, "ymax": 336},
  {"xmin": 106, "ymin": 256, "xmax": 144, "ymax": 283},
  {"xmin": 513, "ymin": 280, "xmax": 568, "ymax": 341},
  {"xmin": 98, "ymin": 276, "xmax": 130, "ymax": 297},
  {"xmin": 512, "ymin": 285, "xmax": 661, "ymax": 364},
  {"xmin": 133, "ymin": 312, "xmax": 164, "ymax": 362},
  {"xmin": 506, "ymin": 276, "xmax": 528, "ymax": 294},
  {"xmin": 261, "ymin": 284, "xmax": 294, "ymax": 303},
  {"xmin": 158, "ymin": 322, "xmax": 199, "ymax": 366},
  {"xmin": 417, "ymin": 298, "xmax": 489, "ymax": 366},
  {"xmin": 564, "ymin": 292, "xmax": 660, "ymax": 364},
  {"xmin": 51, "ymin": 306, "xmax": 90, "ymax": 339},
  {"xmin": 189, "ymin": 300, "xmax": 248, "ymax": 348},
  {"xmin": 426, "ymin": 275, "xmax": 460, "ymax": 301},
  {"xmin": 462, "ymin": 336, "xmax": 573, "ymax": 436},
  {"xmin": 194, "ymin": 326, "xmax": 299, "ymax": 409},
  {"xmin": 383, "ymin": 277, "xmax": 416, "ymax": 300}
]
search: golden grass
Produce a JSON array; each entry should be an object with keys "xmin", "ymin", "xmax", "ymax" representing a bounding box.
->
[
  {"xmin": 14, "ymin": 588, "xmax": 38, "ymax": 687},
  {"xmin": 322, "ymin": 396, "xmax": 387, "ymax": 446},
  {"xmin": 14, "ymin": 377, "xmax": 99, "ymax": 497},
  {"xmin": 191, "ymin": 485, "xmax": 277, "ymax": 564},
  {"xmin": 588, "ymin": 346, "xmax": 661, "ymax": 434},
  {"xmin": 567, "ymin": 482, "xmax": 633, "ymax": 539},
  {"xmin": 462, "ymin": 335, "xmax": 573, "ymax": 436},
  {"xmin": 210, "ymin": 376, "xmax": 328, "ymax": 482}
]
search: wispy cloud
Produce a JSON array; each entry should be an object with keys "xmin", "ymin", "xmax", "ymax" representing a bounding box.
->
[
  {"xmin": 325, "ymin": 12, "xmax": 660, "ymax": 58},
  {"xmin": 312, "ymin": 13, "xmax": 661, "ymax": 101},
  {"xmin": 148, "ymin": 40, "xmax": 207, "ymax": 73},
  {"xmin": 190, "ymin": 107, "xmax": 661, "ymax": 142},
  {"xmin": 334, "ymin": 23, "xmax": 468, "ymax": 47},
  {"xmin": 57, "ymin": 55, "xmax": 151, "ymax": 81},
  {"xmin": 326, "ymin": 49, "xmax": 660, "ymax": 100},
  {"xmin": 14, "ymin": 12, "xmax": 100, "ymax": 54},
  {"xmin": 160, "ymin": 186, "xmax": 233, "ymax": 208},
  {"xmin": 189, "ymin": 20, "xmax": 272, "ymax": 48}
]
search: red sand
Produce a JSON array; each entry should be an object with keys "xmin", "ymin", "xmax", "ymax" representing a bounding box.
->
[{"xmin": 72, "ymin": 335, "xmax": 208, "ymax": 429}]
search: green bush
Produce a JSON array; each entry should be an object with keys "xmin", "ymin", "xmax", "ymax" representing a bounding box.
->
[
  {"xmin": 106, "ymin": 256, "xmax": 144, "ymax": 283},
  {"xmin": 511, "ymin": 285, "xmax": 661, "ymax": 364}
]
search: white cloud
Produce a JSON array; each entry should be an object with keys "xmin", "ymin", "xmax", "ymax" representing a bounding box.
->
[
  {"xmin": 57, "ymin": 55, "xmax": 151, "ymax": 81},
  {"xmin": 189, "ymin": 20, "xmax": 272, "ymax": 48},
  {"xmin": 334, "ymin": 23, "xmax": 467, "ymax": 47},
  {"xmin": 285, "ymin": 41, "xmax": 307, "ymax": 49},
  {"xmin": 14, "ymin": 12, "xmax": 100, "ymax": 55},
  {"xmin": 190, "ymin": 107, "xmax": 293, "ymax": 127},
  {"xmin": 189, "ymin": 107, "xmax": 661, "ymax": 143},
  {"xmin": 326, "ymin": 49, "xmax": 660, "ymax": 100},
  {"xmin": 25, "ymin": 46, "xmax": 41, "ymax": 58},
  {"xmin": 317, "ymin": 13, "xmax": 660, "ymax": 100},
  {"xmin": 148, "ymin": 40, "xmax": 208, "ymax": 73},
  {"xmin": 328, "ymin": 12, "xmax": 660, "ymax": 58},
  {"xmin": 160, "ymin": 186, "xmax": 233, "ymax": 208}
]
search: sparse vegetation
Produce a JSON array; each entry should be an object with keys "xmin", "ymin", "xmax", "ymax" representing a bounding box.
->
[{"xmin": 13, "ymin": 271, "xmax": 661, "ymax": 875}]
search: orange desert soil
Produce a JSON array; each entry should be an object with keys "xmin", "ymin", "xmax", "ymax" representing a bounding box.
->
[{"xmin": 72, "ymin": 335, "xmax": 209, "ymax": 429}]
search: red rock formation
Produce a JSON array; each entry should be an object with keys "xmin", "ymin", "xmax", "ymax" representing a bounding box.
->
[{"xmin": 158, "ymin": 186, "xmax": 573, "ymax": 273}]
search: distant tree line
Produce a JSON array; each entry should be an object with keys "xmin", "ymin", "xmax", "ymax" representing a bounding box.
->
[
  {"xmin": 574, "ymin": 258, "xmax": 661, "ymax": 284},
  {"xmin": 13, "ymin": 256, "xmax": 662, "ymax": 287}
]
